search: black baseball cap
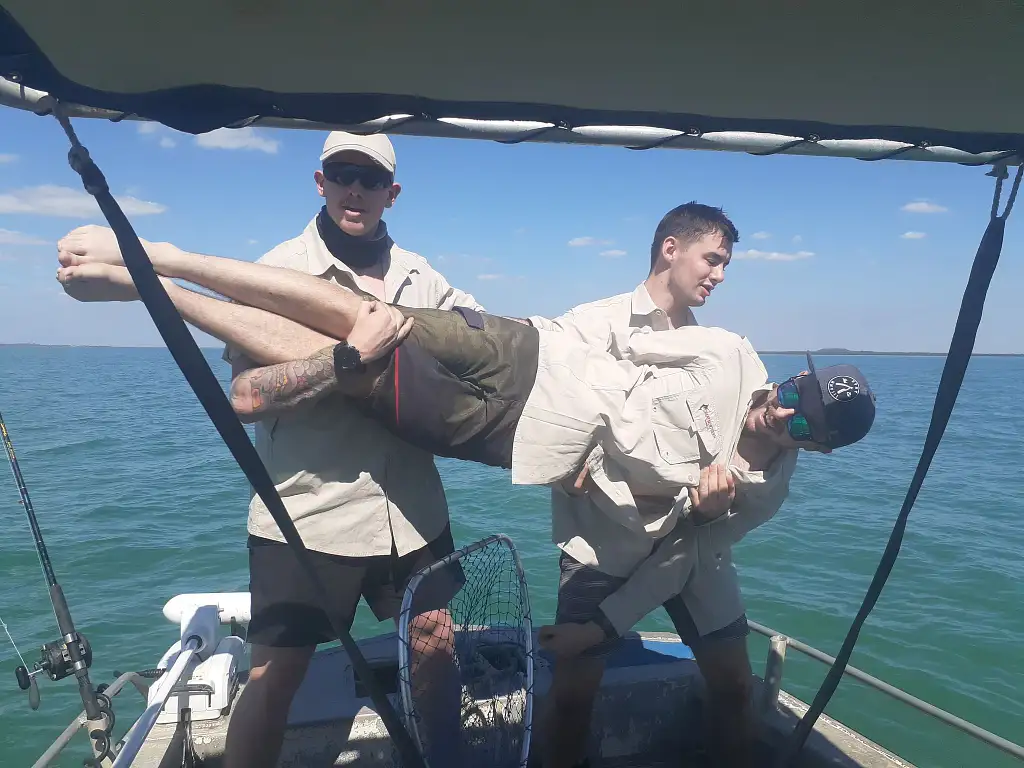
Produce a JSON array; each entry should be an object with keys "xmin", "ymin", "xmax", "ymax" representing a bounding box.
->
[{"xmin": 792, "ymin": 353, "xmax": 876, "ymax": 449}]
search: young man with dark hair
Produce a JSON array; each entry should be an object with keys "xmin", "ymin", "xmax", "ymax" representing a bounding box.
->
[{"xmin": 528, "ymin": 201, "xmax": 748, "ymax": 767}]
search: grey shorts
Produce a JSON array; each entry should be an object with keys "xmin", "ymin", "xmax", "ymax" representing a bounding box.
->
[
  {"xmin": 555, "ymin": 551, "xmax": 749, "ymax": 659},
  {"xmin": 361, "ymin": 306, "xmax": 539, "ymax": 469}
]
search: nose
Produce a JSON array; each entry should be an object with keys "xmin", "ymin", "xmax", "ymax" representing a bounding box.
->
[{"xmin": 709, "ymin": 264, "xmax": 726, "ymax": 284}]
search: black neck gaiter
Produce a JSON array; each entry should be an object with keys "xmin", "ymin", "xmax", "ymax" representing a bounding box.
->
[{"xmin": 315, "ymin": 206, "xmax": 392, "ymax": 269}]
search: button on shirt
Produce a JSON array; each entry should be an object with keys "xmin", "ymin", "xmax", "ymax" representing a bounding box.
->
[{"xmin": 223, "ymin": 215, "xmax": 484, "ymax": 558}]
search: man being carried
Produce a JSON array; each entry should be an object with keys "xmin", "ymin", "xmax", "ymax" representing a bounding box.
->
[{"xmin": 55, "ymin": 229, "xmax": 874, "ymax": 541}]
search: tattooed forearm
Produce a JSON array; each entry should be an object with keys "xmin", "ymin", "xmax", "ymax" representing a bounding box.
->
[{"xmin": 237, "ymin": 347, "xmax": 339, "ymax": 419}]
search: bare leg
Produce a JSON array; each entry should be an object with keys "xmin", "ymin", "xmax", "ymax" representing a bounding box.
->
[
  {"xmin": 225, "ymin": 644, "xmax": 315, "ymax": 768},
  {"xmin": 691, "ymin": 639, "xmax": 756, "ymax": 767},
  {"xmin": 400, "ymin": 609, "xmax": 466, "ymax": 765},
  {"xmin": 537, "ymin": 656, "xmax": 605, "ymax": 767},
  {"xmin": 57, "ymin": 263, "xmax": 359, "ymax": 368},
  {"xmin": 57, "ymin": 225, "xmax": 369, "ymax": 342}
]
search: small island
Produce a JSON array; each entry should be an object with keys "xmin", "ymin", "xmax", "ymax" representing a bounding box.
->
[{"xmin": 760, "ymin": 347, "xmax": 1023, "ymax": 358}]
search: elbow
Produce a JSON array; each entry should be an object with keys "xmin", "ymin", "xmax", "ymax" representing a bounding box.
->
[{"xmin": 229, "ymin": 381, "xmax": 260, "ymax": 423}]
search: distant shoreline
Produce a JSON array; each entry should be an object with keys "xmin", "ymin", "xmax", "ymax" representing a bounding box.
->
[
  {"xmin": 761, "ymin": 350, "xmax": 1024, "ymax": 358},
  {"xmin": 2, "ymin": 343, "xmax": 1023, "ymax": 358}
]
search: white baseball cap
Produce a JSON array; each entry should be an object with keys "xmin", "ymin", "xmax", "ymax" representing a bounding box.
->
[{"xmin": 319, "ymin": 131, "xmax": 396, "ymax": 174}]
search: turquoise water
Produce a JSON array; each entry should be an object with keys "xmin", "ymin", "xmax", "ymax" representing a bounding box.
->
[{"xmin": 1, "ymin": 346, "xmax": 1022, "ymax": 767}]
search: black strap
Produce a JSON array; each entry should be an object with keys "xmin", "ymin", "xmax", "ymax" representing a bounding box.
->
[
  {"xmin": 60, "ymin": 142, "xmax": 426, "ymax": 767},
  {"xmin": 774, "ymin": 164, "xmax": 1022, "ymax": 765}
]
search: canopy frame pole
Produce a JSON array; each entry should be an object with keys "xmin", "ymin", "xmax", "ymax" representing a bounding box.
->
[{"xmin": 1, "ymin": 77, "xmax": 1019, "ymax": 167}]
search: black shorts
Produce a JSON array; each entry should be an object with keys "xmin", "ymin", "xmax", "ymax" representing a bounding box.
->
[
  {"xmin": 360, "ymin": 306, "xmax": 539, "ymax": 469},
  {"xmin": 246, "ymin": 525, "xmax": 463, "ymax": 648},
  {"xmin": 555, "ymin": 552, "xmax": 749, "ymax": 659}
]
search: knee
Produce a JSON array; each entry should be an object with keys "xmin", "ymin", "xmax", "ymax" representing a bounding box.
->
[
  {"xmin": 408, "ymin": 609, "xmax": 455, "ymax": 652},
  {"xmin": 246, "ymin": 647, "xmax": 313, "ymax": 703}
]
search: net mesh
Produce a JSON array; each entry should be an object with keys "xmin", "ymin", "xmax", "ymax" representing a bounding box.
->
[{"xmin": 396, "ymin": 534, "xmax": 534, "ymax": 768}]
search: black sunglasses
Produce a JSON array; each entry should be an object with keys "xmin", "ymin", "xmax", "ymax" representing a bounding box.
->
[{"xmin": 322, "ymin": 162, "xmax": 393, "ymax": 191}]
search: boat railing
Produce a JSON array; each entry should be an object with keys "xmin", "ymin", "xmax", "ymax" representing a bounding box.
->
[
  {"xmin": 30, "ymin": 615, "xmax": 1024, "ymax": 766},
  {"xmin": 30, "ymin": 671, "xmax": 151, "ymax": 768},
  {"xmin": 109, "ymin": 637, "xmax": 202, "ymax": 768},
  {"xmin": 749, "ymin": 619, "xmax": 1024, "ymax": 763}
]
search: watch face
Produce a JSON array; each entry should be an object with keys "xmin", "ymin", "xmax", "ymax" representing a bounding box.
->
[{"xmin": 335, "ymin": 343, "xmax": 362, "ymax": 371}]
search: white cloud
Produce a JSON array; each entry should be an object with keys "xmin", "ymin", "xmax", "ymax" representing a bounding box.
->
[
  {"xmin": 195, "ymin": 127, "xmax": 280, "ymax": 154},
  {"xmin": 902, "ymin": 200, "xmax": 948, "ymax": 214},
  {"xmin": 792, "ymin": 235, "xmax": 803, "ymax": 244},
  {"xmin": 734, "ymin": 249, "xmax": 815, "ymax": 262},
  {"xmin": 751, "ymin": 231, "xmax": 772, "ymax": 240},
  {"xmin": 0, "ymin": 228, "xmax": 48, "ymax": 246},
  {"xmin": 137, "ymin": 122, "xmax": 179, "ymax": 149},
  {"xmin": 568, "ymin": 236, "xmax": 613, "ymax": 247},
  {"xmin": 600, "ymin": 249, "xmax": 627, "ymax": 258},
  {"xmin": 247, "ymin": 239, "xmax": 259, "ymax": 245},
  {"xmin": 476, "ymin": 273, "xmax": 504, "ymax": 281},
  {"xmin": 0, "ymin": 185, "xmax": 167, "ymax": 218},
  {"xmin": 0, "ymin": 154, "xmax": 17, "ymax": 164},
  {"xmin": 901, "ymin": 231, "xmax": 927, "ymax": 240}
]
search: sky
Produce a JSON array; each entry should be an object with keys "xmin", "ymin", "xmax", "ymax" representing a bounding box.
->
[{"xmin": 1, "ymin": 106, "xmax": 1022, "ymax": 353}]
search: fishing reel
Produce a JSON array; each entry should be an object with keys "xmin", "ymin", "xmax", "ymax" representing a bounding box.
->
[{"xmin": 15, "ymin": 631, "xmax": 93, "ymax": 709}]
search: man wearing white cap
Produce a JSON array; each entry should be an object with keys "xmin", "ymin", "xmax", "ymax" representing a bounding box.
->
[{"xmin": 219, "ymin": 132, "xmax": 484, "ymax": 767}]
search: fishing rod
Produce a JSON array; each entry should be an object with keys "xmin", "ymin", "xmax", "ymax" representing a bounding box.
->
[{"xmin": 1, "ymin": 409, "xmax": 116, "ymax": 766}]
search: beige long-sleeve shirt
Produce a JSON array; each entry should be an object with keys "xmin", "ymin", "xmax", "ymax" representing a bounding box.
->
[{"xmin": 223, "ymin": 215, "xmax": 484, "ymax": 558}]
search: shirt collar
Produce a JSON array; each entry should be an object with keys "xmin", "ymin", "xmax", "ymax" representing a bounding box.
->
[
  {"xmin": 630, "ymin": 282, "xmax": 660, "ymax": 318},
  {"xmin": 630, "ymin": 282, "xmax": 692, "ymax": 330}
]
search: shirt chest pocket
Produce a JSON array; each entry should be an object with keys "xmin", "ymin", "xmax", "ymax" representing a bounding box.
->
[{"xmin": 649, "ymin": 381, "xmax": 722, "ymax": 465}]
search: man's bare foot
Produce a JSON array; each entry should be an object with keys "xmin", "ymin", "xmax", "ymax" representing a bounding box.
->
[
  {"xmin": 56, "ymin": 263, "xmax": 141, "ymax": 302},
  {"xmin": 57, "ymin": 225, "xmax": 130, "ymax": 268},
  {"xmin": 57, "ymin": 225, "xmax": 175, "ymax": 273}
]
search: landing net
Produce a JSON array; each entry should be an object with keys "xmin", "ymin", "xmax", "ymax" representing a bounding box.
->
[{"xmin": 396, "ymin": 534, "xmax": 534, "ymax": 767}]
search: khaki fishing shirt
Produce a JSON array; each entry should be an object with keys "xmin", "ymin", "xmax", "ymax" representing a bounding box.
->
[{"xmin": 223, "ymin": 215, "xmax": 484, "ymax": 558}]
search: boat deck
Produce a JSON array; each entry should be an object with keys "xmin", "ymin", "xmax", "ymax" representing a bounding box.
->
[{"xmin": 133, "ymin": 630, "xmax": 913, "ymax": 767}]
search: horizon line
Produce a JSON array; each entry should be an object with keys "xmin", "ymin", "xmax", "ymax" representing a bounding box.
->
[{"xmin": 2, "ymin": 343, "xmax": 1022, "ymax": 357}]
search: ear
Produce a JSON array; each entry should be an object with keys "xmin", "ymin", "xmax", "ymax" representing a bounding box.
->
[
  {"xmin": 314, "ymin": 170, "xmax": 327, "ymax": 198},
  {"xmin": 661, "ymin": 235, "xmax": 677, "ymax": 264},
  {"xmin": 385, "ymin": 182, "xmax": 402, "ymax": 209}
]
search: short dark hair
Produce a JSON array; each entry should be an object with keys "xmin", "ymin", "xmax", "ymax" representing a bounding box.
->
[{"xmin": 649, "ymin": 202, "xmax": 740, "ymax": 270}]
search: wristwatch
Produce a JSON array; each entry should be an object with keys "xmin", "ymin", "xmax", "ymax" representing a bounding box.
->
[{"xmin": 332, "ymin": 341, "xmax": 366, "ymax": 374}]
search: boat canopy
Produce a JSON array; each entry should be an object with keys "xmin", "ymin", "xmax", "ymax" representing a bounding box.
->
[
  {"xmin": 2, "ymin": 4, "xmax": 1022, "ymax": 767},
  {"xmin": 1, "ymin": 1, "xmax": 1022, "ymax": 161}
]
